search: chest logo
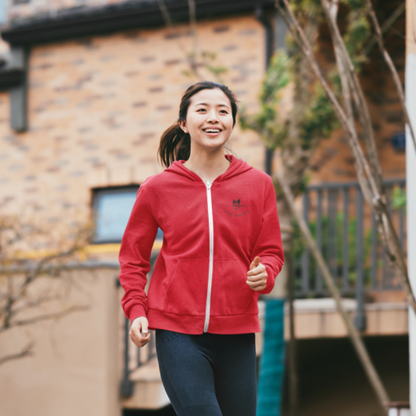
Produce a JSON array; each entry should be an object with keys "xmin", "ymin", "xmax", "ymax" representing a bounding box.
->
[{"xmin": 225, "ymin": 198, "xmax": 248, "ymax": 217}]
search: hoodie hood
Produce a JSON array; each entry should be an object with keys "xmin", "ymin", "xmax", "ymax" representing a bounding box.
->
[{"xmin": 165, "ymin": 154, "xmax": 253, "ymax": 183}]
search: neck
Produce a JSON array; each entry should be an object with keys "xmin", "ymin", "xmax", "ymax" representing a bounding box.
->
[{"xmin": 183, "ymin": 149, "xmax": 231, "ymax": 184}]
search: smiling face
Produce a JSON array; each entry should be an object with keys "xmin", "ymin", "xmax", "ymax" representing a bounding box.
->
[{"xmin": 179, "ymin": 88, "xmax": 234, "ymax": 153}]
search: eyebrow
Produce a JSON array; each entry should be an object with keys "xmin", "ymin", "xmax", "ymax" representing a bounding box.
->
[{"xmin": 194, "ymin": 102, "xmax": 230, "ymax": 109}]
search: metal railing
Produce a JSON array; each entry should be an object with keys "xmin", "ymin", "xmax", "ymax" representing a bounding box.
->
[
  {"xmin": 119, "ymin": 252, "xmax": 159, "ymax": 398},
  {"xmin": 295, "ymin": 179, "xmax": 407, "ymax": 329}
]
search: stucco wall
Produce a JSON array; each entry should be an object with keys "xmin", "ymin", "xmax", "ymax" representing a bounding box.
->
[{"xmin": 0, "ymin": 267, "xmax": 121, "ymax": 416}]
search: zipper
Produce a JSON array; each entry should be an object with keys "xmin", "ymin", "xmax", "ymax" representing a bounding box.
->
[{"xmin": 203, "ymin": 180, "xmax": 214, "ymax": 333}]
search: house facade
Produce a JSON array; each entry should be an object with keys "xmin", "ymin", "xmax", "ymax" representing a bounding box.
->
[{"xmin": 0, "ymin": 0, "xmax": 409, "ymax": 415}]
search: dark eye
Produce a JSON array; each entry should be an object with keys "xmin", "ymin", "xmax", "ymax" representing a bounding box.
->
[
  {"xmin": 197, "ymin": 108, "xmax": 206, "ymax": 112},
  {"xmin": 220, "ymin": 110, "xmax": 228, "ymax": 114}
]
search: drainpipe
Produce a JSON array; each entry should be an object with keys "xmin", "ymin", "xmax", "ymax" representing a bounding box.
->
[
  {"xmin": 255, "ymin": 8, "xmax": 287, "ymax": 416},
  {"xmin": 256, "ymin": 7, "xmax": 299, "ymax": 416},
  {"xmin": 255, "ymin": 4, "xmax": 274, "ymax": 176},
  {"xmin": 405, "ymin": 10, "xmax": 416, "ymax": 413}
]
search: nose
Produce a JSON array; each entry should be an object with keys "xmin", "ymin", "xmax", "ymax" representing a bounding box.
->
[
  {"xmin": 207, "ymin": 116, "xmax": 219, "ymax": 124},
  {"xmin": 206, "ymin": 109, "xmax": 219, "ymax": 123}
]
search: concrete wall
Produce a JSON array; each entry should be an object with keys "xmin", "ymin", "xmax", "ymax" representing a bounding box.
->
[{"xmin": 284, "ymin": 299, "xmax": 408, "ymax": 340}]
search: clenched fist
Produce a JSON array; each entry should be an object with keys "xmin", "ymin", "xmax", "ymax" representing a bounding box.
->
[
  {"xmin": 130, "ymin": 316, "xmax": 151, "ymax": 348},
  {"xmin": 246, "ymin": 256, "xmax": 267, "ymax": 292}
]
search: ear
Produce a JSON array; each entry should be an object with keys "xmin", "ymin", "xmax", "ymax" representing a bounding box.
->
[{"xmin": 178, "ymin": 120, "xmax": 188, "ymax": 134}]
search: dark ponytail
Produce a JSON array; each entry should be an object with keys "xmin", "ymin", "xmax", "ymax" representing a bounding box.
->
[
  {"xmin": 157, "ymin": 81, "xmax": 239, "ymax": 168},
  {"xmin": 158, "ymin": 124, "xmax": 191, "ymax": 168}
]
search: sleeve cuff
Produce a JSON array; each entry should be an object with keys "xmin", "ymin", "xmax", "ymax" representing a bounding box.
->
[
  {"xmin": 128, "ymin": 304, "xmax": 148, "ymax": 326},
  {"xmin": 258, "ymin": 264, "xmax": 277, "ymax": 295}
]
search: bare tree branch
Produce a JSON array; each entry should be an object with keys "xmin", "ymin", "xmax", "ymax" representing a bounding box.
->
[
  {"xmin": 321, "ymin": 0, "xmax": 384, "ymax": 194},
  {"xmin": 364, "ymin": 0, "xmax": 416, "ymax": 151},
  {"xmin": 327, "ymin": 0, "xmax": 355, "ymax": 148},
  {"xmin": 0, "ymin": 305, "xmax": 90, "ymax": 334},
  {"xmin": 0, "ymin": 215, "xmax": 93, "ymax": 367},
  {"xmin": 275, "ymin": 0, "xmax": 376, "ymax": 204},
  {"xmin": 10, "ymin": 292, "xmax": 61, "ymax": 316},
  {"xmin": 156, "ymin": 0, "xmax": 202, "ymax": 79},
  {"xmin": 6, "ymin": 246, "xmax": 86, "ymax": 319},
  {"xmin": 188, "ymin": 0, "xmax": 198, "ymax": 58},
  {"xmin": 156, "ymin": 0, "xmax": 226, "ymax": 81},
  {"xmin": 361, "ymin": 2, "xmax": 405, "ymax": 57},
  {"xmin": 156, "ymin": 0, "xmax": 175, "ymax": 29},
  {"xmin": 276, "ymin": 0, "xmax": 416, "ymax": 321},
  {"xmin": 275, "ymin": 170, "xmax": 390, "ymax": 415},
  {"xmin": 0, "ymin": 341, "xmax": 34, "ymax": 366}
]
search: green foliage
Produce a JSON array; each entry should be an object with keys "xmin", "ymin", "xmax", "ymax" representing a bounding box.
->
[
  {"xmin": 391, "ymin": 186, "xmax": 407, "ymax": 212},
  {"xmin": 300, "ymin": 83, "xmax": 338, "ymax": 149},
  {"xmin": 239, "ymin": 51, "xmax": 292, "ymax": 151},
  {"xmin": 298, "ymin": 173, "xmax": 311, "ymax": 194},
  {"xmin": 206, "ymin": 65, "xmax": 228, "ymax": 76},
  {"xmin": 291, "ymin": 0, "xmax": 323, "ymax": 17},
  {"xmin": 343, "ymin": 11, "xmax": 371, "ymax": 68},
  {"xmin": 290, "ymin": 0, "xmax": 373, "ymax": 150},
  {"xmin": 260, "ymin": 52, "xmax": 292, "ymax": 104},
  {"xmin": 341, "ymin": 0, "xmax": 366, "ymax": 11},
  {"xmin": 181, "ymin": 49, "xmax": 228, "ymax": 82},
  {"xmin": 239, "ymin": 0, "xmax": 375, "ymax": 205},
  {"xmin": 200, "ymin": 51, "xmax": 217, "ymax": 60}
]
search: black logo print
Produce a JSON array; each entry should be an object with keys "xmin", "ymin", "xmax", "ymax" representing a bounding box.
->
[{"xmin": 225, "ymin": 198, "xmax": 248, "ymax": 217}]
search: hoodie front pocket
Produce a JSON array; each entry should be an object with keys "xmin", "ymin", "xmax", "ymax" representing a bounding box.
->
[
  {"xmin": 163, "ymin": 258, "xmax": 209, "ymax": 316},
  {"xmin": 210, "ymin": 258, "xmax": 255, "ymax": 316}
]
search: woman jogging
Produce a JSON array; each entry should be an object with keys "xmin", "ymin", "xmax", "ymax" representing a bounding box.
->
[{"xmin": 119, "ymin": 81, "xmax": 284, "ymax": 416}]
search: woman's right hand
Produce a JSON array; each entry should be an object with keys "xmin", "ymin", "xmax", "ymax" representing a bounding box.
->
[{"xmin": 129, "ymin": 316, "xmax": 151, "ymax": 348}]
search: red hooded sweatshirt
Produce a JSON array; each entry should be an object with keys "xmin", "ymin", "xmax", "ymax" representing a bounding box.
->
[{"xmin": 119, "ymin": 154, "xmax": 284, "ymax": 334}]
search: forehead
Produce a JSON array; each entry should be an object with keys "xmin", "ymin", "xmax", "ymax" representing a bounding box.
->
[{"xmin": 189, "ymin": 88, "xmax": 231, "ymax": 107}]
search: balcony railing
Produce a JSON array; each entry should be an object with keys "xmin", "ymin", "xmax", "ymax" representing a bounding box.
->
[
  {"xmin": 294, "ymin": 178, "xmax": 407, "ymax": 329},
  {"xmin": 118, "ymin": 252, "xmax": 158, "ymax": 398}
]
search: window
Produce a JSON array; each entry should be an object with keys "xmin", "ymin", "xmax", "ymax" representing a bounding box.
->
[
  {"xmin": 92, "ymin": 185, "xmax": 163, "ymax": 244},
  {"xmin": 0, "ymin": 0, "xmax": 7, "ymax": 26},
  {"xmin": 391, "ymin": 131, "xmax": 406, "ymax": 152}
]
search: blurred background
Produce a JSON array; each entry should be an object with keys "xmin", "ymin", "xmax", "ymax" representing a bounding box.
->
[{"xmin": 0, "ymin": 0, "xmax": 413, "ymax": 415}]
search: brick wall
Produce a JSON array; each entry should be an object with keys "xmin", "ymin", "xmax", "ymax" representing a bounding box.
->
[
  {"xmin": 303, "ymin": 2, "xmax": 406, "ymax": 184},
  {"xmin": 0, "ymin": 14, "xmax": 266, "ymax": 228},
  {"xmin": 0, "ymin": 6, "xmax": 407, "ymax": 244}
]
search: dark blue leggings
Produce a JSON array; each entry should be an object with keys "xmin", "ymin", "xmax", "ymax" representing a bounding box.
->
[{"xmin": 155, "ymin": 329, "xmax": 257, "ymax": 416}]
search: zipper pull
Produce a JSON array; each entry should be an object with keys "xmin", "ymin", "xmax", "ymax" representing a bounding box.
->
[{"xmin": 206, "ymin": 181, "xmax": 211, "ymax": 190}]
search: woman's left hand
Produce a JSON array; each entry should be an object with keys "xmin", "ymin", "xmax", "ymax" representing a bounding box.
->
[{"xmin": 246, "ymin": 256, "xmax": 267, "ymax": 291}]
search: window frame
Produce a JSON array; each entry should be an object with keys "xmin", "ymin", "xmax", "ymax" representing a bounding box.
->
[{"xmin": 91, "ymin": 184, "xmax": 140, "ymax": 245}]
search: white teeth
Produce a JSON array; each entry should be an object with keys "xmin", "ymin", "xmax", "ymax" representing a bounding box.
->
[{"xmin": 205, "ymin": 129, "xmax": 220, "ymax": 133}]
